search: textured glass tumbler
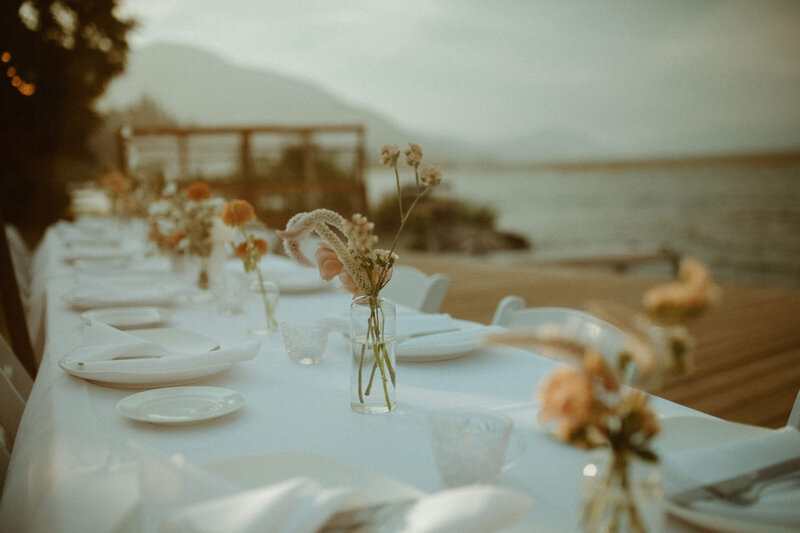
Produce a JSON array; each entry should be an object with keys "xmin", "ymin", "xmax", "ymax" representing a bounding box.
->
[
  {"xmin": 428, "ymin": 411, "xmax": 523, "ymax": 487},
  {"xmin": 281, "ymin": 322, "xmax": 329, "ymax": 364}
]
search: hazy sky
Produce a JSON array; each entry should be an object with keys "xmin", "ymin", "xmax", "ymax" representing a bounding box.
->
[{"xmin": 119, "ymin": 1, "xmax": 800, "ymax": 153}]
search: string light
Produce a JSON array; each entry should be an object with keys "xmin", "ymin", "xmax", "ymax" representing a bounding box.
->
[{"xmin": 2, "ymin": 50, "xmax": 36, "ymax": 96}]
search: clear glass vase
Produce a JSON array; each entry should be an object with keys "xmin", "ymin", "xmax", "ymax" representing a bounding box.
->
[
  {"xmin": 349, "ymin": 296, "xmax": 396, "ymax": 414},
  {"xmin": 247, "ymin": 279, "xmax": 280, "ymax": 335},
  {"xmin": 580, "ymin": 449, "xmax": 664, "ymax": 533}
]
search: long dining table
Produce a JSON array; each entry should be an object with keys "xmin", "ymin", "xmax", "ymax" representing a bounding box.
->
[{"xmin": 0, "ymin": 219, "xmax": 769, "ymax": 532}]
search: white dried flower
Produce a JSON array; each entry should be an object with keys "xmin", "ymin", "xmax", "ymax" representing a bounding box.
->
[
  {"xmin": 420, "ymin": 165, "xmax": 442, "ymax": 187},
  {"xmin": 374, "ymin": 249, "xmax": 398, "ymax": 266},
  {"xmin": 380, "ymin": 144, "xmax": 401, "ymax": 166},
  {"xmin": 345, "ymin": 213, "xmax": 377, "ymax": 248},
  {"xmin": 404, "ymin": 143, "xmax": 423, "ymax": 166}
]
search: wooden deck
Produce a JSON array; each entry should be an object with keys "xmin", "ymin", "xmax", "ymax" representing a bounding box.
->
[{"xmin": 401, "ymin": 253, "xmax": 800, "ymax": 429}]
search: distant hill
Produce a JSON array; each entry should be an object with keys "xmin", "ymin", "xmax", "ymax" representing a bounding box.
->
[{"xmin": 99, "ymin": 42, "xmax": 466, "ymax": 161}]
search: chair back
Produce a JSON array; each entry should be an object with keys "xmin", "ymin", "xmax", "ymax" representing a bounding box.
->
[
  {"xmin": 0, "ymin": 335, "xmax": 32, "ymax": 400},
  {"xmin": 789, "ymin": 389, "xmax": 800, "ymax": 429},
  {"xmin": 381, "ymin": 265, "xmax": 451, "ymax": 313},
  {"xmin": 491, "ymin": 296, "xmax": 628, "ymax": 361},
  {"xmin": 0, "ymin": 206, "xmax": 37, "ymax": 379},
  {"xmin": 4, "ymin": 225, "xmax": 30, "ymax": 297},
  {"xmin": 0, "ymin": 369, "xmax": 25, "ymax": 496}
]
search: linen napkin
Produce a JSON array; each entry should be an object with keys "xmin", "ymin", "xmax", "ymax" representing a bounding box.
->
[
  {"xmin": 66, "ymin": 275, "xmax": 186, "ymax": 309},
  {"xmin": 162, "ymin": 477, "xmax": 366, "ymax": 533},
  {"xmin": 70, "ymin": 320, "xmax": 259, "ymax": 373},
  {"xmin": 134, "ymin": 444, "xmax": 532, "ymax": 533},
  {"xmin": 400, "ymin": 484, "xmax": 532, "ymax": 533},
  {"xmin": 60, "ymin": 241, "xmax": 145, "ymax": 263},
  {"xmin": 323, "ymin": 313, "xmax": 458, "ymax": 340},
  {"xmin": 663, "ymin": 426, "xmax": 800, "ymax": 527}
]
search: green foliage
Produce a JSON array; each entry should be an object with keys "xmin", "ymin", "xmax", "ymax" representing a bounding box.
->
[
  {"xmin": 252, "ymin": 143, "xmax": 361, "ymax": 219},
  {"xmin": 372, "ymin": 186, "xmax": 512, "ymax": 253},
  {"xmin": 0, "ymin": 0, "xmax": 134, "ymax": 231}
]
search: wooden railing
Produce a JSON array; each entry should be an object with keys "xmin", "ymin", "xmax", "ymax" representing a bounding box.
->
[{"xmin": 117, "ymin": 124, "xmax": 367, "ymax": 228}]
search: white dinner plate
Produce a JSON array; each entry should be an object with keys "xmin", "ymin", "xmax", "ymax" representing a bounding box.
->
[
  {"xmin": 117, "ymin": 386, "xmax": 244, "ymax": 424},
  {"xmin": 81, "ymin": 306, "xmax": 170, "ymax": 329},
  {"xmin": 657, "ymin": 416, "xmax": 792, "ymax": 533},
  {"xmin": 58, "ymin": 328, "xmax": 230, "ymax": 388},
  {"xmin": 396, "ymin": 324, "xmax": 506, "ymax": 362},
  {"xmin": 203, "ymin": 451, "xmax": 425, "ymax": 505}
]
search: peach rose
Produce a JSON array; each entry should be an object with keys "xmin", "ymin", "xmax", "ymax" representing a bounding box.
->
[
  {"xmin": 315, "ymin": 242, "xmax": 343, "ymax": 281},
  {"xmin": 539, "ymin": 367, "xmax": 595, "ymax": 439},
  {"xmin": 339, "ymin": 270, "xmax": 360, "ymax": 295}
]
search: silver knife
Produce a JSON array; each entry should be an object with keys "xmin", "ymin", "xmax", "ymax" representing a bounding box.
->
[{"xmin": 669, "ymin": 455, "xmax": 800, "ymax": 506}]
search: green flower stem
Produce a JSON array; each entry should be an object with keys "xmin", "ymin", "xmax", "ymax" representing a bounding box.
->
[
  {"xmin": 355, "ymin": 298, "xmax": 394, "ymax": 410},
  {"xmin": 358, "ymin": 344, "xmax": 366, "ymax": 403},
  {"xmin": 394, "ymin": 164, "xmax": 404, "ymax": 217},
  {"xmin": 255, "ymin": 265, "xmax": 278, "ymax": 331}
]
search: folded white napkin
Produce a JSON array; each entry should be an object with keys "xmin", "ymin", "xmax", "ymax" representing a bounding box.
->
[
  {"xmin": 323, "ymin": 313, "xmax": 458, "ymax": 340},
  {"xmin": 401, "ymin": 484, "xmax": 532, "ymax": 533},
  {"xmin": 134, "ymin": 445, "xmax": 531, "ymax": 533},
  {"xmin": 663, "ymin": 427, "xmax": 800, "ymax": 527},
  {"xmin": 71, "ymin": 321, "xmax": 259, "ymax": 373},
  {"xmin": 60, "ymin": 241, "xmax": 145, "ymax": 262},
  {"xmin": 163, "ymin": 477, "xmax": 365, "ymax": 533},
  {"xmin": 66, "ymin": 275, "xmax": 186, "ymax": 308},
  {"xmin": 397, "ymin": 325, "xmax": 507, "ymax": 357}
]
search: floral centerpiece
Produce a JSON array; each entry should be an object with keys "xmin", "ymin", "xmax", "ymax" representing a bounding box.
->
[
  {"xmin": 279, "ymin": 143, "xmax": 442, "ymax": 413},
  {"xmin": 147, "ymin": 181, "xmax": 227, "ymax": 289},
  {"xmin": 220, "ymin": 199, "xmax": 279, "ymax": 333},
  {"xmin": 99, "ymin": 170, "xmax": 134, "ymax": 217},
  {"xmin": 491, "ymin": 257, "xmax": 719, "ymax": 532}
]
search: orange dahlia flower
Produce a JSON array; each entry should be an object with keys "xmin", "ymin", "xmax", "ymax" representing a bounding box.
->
[
  {"xmin": 221, "ymin": 199, "xmax": 256, "ymax": 228},
  {"xmin": 186, "ymin": 182, "xmax": 212, "ymax": 201}
]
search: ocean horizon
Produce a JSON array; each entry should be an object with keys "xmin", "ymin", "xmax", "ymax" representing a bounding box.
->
[{"xmin": 366, "ymin": 160, "xmax": 800, "ymax": 289}]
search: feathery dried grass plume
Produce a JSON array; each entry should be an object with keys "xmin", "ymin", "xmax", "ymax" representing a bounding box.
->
[{"xmin": 279, "ymin": 143, "xmax": 442, "ymax": 298}]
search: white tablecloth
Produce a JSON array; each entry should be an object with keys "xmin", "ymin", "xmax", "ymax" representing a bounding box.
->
[{"xmin": 0, "ymin": 222, "xmax": 721, "ymax": 532}]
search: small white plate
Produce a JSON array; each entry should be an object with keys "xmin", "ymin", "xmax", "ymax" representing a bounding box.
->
[
  {"xmin": 58, "ymin": 328, "xmax": 228, "ymax": 388},
  {"xmin": 81, "ymin": 307, "xmax": 170, "ymax": 329},
  {"xmin": 117, "ymin": 386, "xmax": 244, "ymax": 424}
]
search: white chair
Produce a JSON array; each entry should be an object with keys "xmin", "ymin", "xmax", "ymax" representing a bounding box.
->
[
  {"xmin": 491, "ymin": 296, "xmax": 628, "ymax": 361},
  {"xmin": 0, "ymin": 335, "xmax": 32, "ymax": 400},
  {"xmin": 1, "ymin": 364, "xmax": 26, "ymax": 495},
  {"xmin": 789, "ymin": 388, "xmax": 800, "ymax": 430},
  {"xmin": 4, "ymin": 225, "xmax": 30, "ymax": 288},
  {"xmin": 381, "ymin": 265, "xmax": 451, "ymax": 314}
]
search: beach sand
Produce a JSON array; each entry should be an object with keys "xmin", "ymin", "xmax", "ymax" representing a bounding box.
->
[{"xmin": 402, "ymin": 252, "xmax": 800, "ymax": 429}]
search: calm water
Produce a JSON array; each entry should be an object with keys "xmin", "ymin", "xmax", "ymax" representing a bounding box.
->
[{"xmin": 367, "ymin": 163, "xmax": 800, "ymax": 288}]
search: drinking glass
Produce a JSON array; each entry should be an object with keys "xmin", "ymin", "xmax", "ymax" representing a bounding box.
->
[{"xmin": 428, "ymin": 411, "xmax": 524, "ymax": 487}]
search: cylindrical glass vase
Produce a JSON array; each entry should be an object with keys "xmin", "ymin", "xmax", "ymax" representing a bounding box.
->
[
  {"xmin": 350, "ymin": 296, "xmax": 397, "ymax": 414},
  {"xmin": 580, "ymin": 449, "xmax": 664, "ymax": 533}
]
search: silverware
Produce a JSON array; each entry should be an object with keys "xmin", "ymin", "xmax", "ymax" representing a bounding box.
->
[
  {"xmin": 319, "ymin": 499, "xmax": 415, "ymax": 532},
  {"xmin": 670, "ymin": 456, "xmax": 800, "ymax": 506}
]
